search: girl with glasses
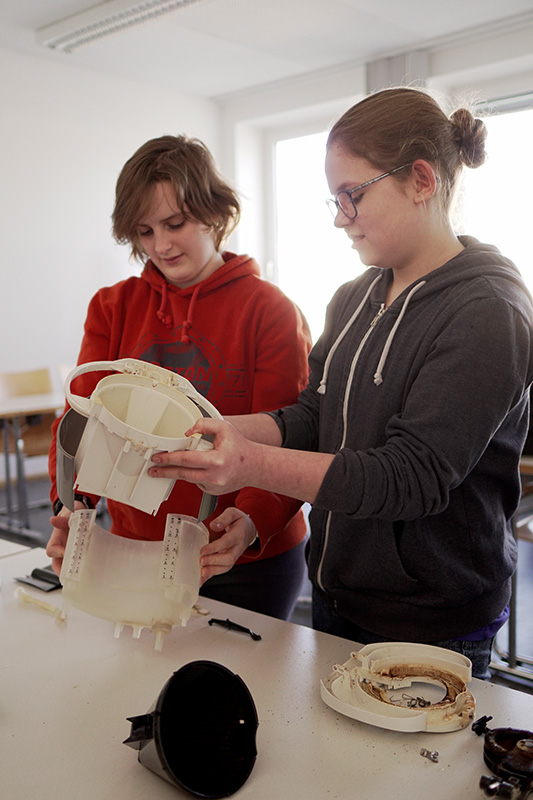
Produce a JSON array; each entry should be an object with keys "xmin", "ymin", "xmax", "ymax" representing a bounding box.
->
[{"xmin": 148, "ymin": 88, "xmax": 533, "ymax": 679}]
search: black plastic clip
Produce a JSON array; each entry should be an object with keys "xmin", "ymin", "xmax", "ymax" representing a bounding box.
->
[
  {"xmin": 208, "ymin": 618, "xmax": 262, "ymax": 641},
  {"xmin": 472, "ymin": 715, "xmax": 494, "ymax": 736}
]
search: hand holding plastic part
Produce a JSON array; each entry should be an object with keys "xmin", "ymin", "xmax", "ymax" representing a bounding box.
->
[{"xmin": 208, "ymin": 617, "xmax": 262, "ymax": 640}]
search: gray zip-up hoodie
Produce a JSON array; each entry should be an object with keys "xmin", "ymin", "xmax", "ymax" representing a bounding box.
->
[{"xmin": 273, "ymin": 237, "xmax": 533, "ymax": 641}]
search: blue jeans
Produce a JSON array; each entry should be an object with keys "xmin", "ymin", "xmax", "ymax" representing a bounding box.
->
[{"xmin": 312, "ymin": 588, "xmax": 494, "ymax": 680}]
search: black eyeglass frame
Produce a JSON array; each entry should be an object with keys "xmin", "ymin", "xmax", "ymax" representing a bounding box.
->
[{"xmin": 326, "ymin": 163, "xmax": 412, "ymax": 220}]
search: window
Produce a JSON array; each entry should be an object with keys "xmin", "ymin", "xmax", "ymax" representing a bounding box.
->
[
  {"xmin": 460, "ymin": 105, "xmax": 533, "ymax": 290},
  {"xmin": 274, "ymin": 104, "xmax": 533, "ymax": 342},
  {"xmin": 275, "ymin": 132, "xmax": 365, "ymax": 342}
]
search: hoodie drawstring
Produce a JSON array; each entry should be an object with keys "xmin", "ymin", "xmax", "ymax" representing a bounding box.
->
[
  {"xmin": 318, "ymin": 276, "xmax": 426, "ymax": 393},
  {"xmin": 180, "ymin": 283, "xmax": 201, "ymax": 343},
  {"xmin": 156, "ymin": 282, "xmax": 173, "ymax": 329},
  {"xmin": 155, "ymin": 280, "xmax": 202, "ymax": 340},
  {"xmin": 373, "ymin": 281, "xmax": 426, "ymax": 385},
  {"xmin": 318, "ymin": 274, "xmax": 382, "ymax": 395}
]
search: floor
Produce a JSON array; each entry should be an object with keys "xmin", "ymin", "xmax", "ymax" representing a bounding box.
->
[{"xmin": 3, "ymin": 475, "xmax": 533, "ymax": 696}]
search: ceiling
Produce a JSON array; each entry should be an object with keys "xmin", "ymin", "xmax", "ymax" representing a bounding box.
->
[{"xmin": 1, "ymin": 0, "xmax": 533, "ymax": 99}]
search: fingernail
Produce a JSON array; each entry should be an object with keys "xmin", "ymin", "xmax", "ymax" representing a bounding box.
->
[{"xmin": 152, "ymin": 455, "xmax": 161, "ymax": 464}]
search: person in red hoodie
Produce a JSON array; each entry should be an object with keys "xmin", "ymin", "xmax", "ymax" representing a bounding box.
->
[{"xmin": 46, "ymin": 134, "xmax": 312, "ymax": 620}]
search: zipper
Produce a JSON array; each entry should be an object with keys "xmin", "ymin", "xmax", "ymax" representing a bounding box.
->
[
  {"xmin": 316, "ymin": 303, "xmax": 386, "ymax": 593},
  {"xmin": 369, "ymin": 303, "xmax": 385, "ymax": 327}
]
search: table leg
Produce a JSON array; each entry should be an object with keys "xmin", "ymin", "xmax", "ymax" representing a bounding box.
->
[
  {"xmin": 1, "ymin": 418, "xmax": 46, "ymax": 546},
  {"xmin": 12, "ymin": 417, "xmax": 30, "ymax": 529},
  {"xmin": 2, "ymin": 421, "xmax": 14, "ymax": 521}
]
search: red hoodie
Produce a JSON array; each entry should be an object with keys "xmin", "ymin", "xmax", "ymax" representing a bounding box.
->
[{"xmin": 49, "ymin": 252, "xmax": 312, "ymax": 562}]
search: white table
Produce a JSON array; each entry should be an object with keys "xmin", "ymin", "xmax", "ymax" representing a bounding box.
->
[
  {"xmin": 0, "ymin": 538, "xmax": 30, "ymax": 558},
  {"xmin": 1, "ymin": 548, "xmax": 532, "ymax": 800}
]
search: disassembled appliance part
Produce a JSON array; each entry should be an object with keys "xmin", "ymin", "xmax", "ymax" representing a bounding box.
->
[
  {"xmin": 55, "ymin": 358, "xmax": 222, "ymax": 648},
  {"xmin": 473, "ymin": 716, "xmax": 533, "ymax": 799},
  {"xmin": 58, "ymin": 358, "xmax": 221, "ymax": 515},
  {"xmin": 60, "ymin": 509, "xmax": 208, "ymax": 650},
  {"xmin": 15, "ymin": 586, "xmax": 65, "ymax": 619},
  {"xmin": 208, "ymin": 617, "xmax": 262, "ymax": 640},
  {"xmin": 420, "ymin": 747, "xmax": 439, "ymax": 763},
  {"xmin": 320, "ymin": 642, "xmax": 476, "ymax": 733},
  {"xmin": 124, "ymin": 661, "xmax": 258, "ymax": 798}
]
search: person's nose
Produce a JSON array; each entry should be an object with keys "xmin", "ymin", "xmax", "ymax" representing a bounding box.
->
[
  {"xmin": 154, "ymin": 228, "xmax": 173, "ymax": 254},
  {"xmin": 333, "ymin": 207, "xmax": 351, "ymax": 229}
]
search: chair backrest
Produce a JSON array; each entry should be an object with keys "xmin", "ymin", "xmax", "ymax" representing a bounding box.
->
[
  {"xmin": 0, "ymin": 367, "xmax": 53, "ymax": 400},
  {"xmin": 0, "ymin": 368, "xmax": 57, "ymax": 459}
]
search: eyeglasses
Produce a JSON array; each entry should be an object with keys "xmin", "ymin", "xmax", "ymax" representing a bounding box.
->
[{"xmin": 326, "ymin": 164, "xmax": 411, "ymax": 220}]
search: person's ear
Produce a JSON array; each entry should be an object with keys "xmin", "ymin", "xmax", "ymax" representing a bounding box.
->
[{"xmin": 410, "ymin": 159, "xmax": 437, "ymax": 204}]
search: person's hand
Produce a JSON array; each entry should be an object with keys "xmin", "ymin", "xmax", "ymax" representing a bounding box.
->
[
  {"xmin": 149, "ymin": 418, "xmax": 261, "ymax": 496},
  {"xmin": 46, "ymin": 508, "xmax": 71, "ymax": 576},
  {"xmin": 200, "ymin": 507, "xmax": 258, "ymax": 584},
  {"xmin": 46, "ymin": 500, "xmax": 89, "ymax": 576}
]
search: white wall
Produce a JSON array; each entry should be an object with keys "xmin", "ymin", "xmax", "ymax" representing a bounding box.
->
[
  {"xmin": 2, "ymin": 15, "xmax": 533, "ymax": 385},
  {"xmin": 0, "ymin": 46, "xmax": 220, "ymax": 387}
]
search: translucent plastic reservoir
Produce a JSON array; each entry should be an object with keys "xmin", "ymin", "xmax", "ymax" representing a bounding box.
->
[{"xmin": 60, "ymin": 509, "xmax": 209, "ymax": 649}]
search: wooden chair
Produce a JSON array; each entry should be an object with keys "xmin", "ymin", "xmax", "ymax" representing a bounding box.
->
[
  {"xmin": 0, "ymin": 367, "xmax": 57, "ymax": 528},
  {"xmin": 0, "ymin": 367, "xmax": 57, "ymax": 457},
  {"xmin": 0, "ymin": 367, "xmax": 53, "ymax": 397}
]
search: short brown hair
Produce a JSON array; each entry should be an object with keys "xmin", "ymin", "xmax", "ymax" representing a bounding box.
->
[
  {"xmin": 327, "ymin": 87, "xmax": 488, "ymax": 210},
  {"xmin": 112, "ymin": 135, "xmax": 241, "ymax": 261}
]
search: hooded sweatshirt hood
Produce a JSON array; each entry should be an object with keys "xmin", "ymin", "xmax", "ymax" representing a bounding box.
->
[
  {"xmin": 141, "ymin": 252, "xmax": 260, "ymax": 339},
  {"xmin": 317, "ymin": 236, "xmax": 532, "ymax": 394}
]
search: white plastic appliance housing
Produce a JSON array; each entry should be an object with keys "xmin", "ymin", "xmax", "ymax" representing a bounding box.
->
[
  {"xmin": 320, "ymin": 641, "xmax": 476, "ymax": 733},
  {"xmin": 64, "ymin": 358, "xmax": 222, "ymax": 515},
  {"xmin": 60, "ymin": 509, "xmax": 209, "ymax": 650}
]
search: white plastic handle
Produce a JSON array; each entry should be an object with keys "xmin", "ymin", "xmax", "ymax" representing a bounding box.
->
[
  {"xmin": 64, "ymin": 361, "xmax": 117, "ymax": 417},
  {"xmin": 65, "ymin": 358, "xmax": 223, "ymax": 421}
]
